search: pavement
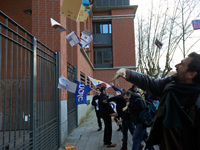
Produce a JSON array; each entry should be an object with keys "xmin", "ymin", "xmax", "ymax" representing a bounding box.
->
[{"xmin": 59, "ymin": 109, "xmax": 159, "ymax": 150}]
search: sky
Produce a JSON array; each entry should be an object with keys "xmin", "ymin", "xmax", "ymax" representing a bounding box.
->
[{"xmin": 129, "ymin": 0, "xmax": 200, "ymax": 70}]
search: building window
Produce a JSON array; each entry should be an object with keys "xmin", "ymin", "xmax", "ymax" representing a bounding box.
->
[
  {"xmin": 93, "ymin": 22, "xmax": 112, "ymax": 34},
  {"xmin": 80, "ymin": 72, "xmax": 85, "ymax": 84},
  {"xmin": 94, "ymin": 47, "xmax": 113, "ymax": 68}
]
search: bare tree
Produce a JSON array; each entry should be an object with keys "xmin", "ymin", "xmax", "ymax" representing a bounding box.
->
[{"xmin": 136, "ymin": 0, "xmax": 200, "ymax": 78}]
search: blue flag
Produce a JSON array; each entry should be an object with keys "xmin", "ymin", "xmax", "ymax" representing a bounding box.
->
[{"xmin": 74, "ymin": 79, "xmax": 92, "ymax": 105}]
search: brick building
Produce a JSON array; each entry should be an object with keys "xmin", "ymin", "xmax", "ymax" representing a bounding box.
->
[{"xmin": 0, "ymin": 0, "xmax": 137, "ymax": 148}]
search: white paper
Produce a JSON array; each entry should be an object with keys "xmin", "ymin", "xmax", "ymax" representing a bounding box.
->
[
  {"xmin": 50, "ymin": 18, "xmax": 68, "ymax": 32},
  {"xmin": 25, "ymin": 116, "xmax": 28, "ymax": 122},
  {"xmin": 79, "ymin": 39, "xmax": 89, "ymax": 48},
  {"xmin": 58, "ymin": 75, "xmax": 77, "ymax": 93}
]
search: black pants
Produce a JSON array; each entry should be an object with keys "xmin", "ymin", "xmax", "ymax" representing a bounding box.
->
[
  {"xmin": 103, "ymin": 116, "xmax": 112, "ymax": 145},
  {"xmin": 96, "ymin": 111, "xmax": 102, "ymax": 128}
]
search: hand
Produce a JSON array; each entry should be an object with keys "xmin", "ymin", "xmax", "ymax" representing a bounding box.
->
[
  {"xmin": 153, "ymin": 100, "xmax": 157, "ymax": 104},
  {"xmin": 117, "ymin": 119, "xmax": 123, "ymax": 126},
  {"xmin": 112, "ymin": 68, "xmax": 127, "ymax": 86},
  {"xmin": 113, "ymin": 112, "xmax": 118, "ymax": 117}
]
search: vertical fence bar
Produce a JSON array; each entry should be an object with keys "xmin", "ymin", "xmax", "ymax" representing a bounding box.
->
[
  {"xmin": 9, "ymin": 31, "xmax": 14, "ymax": 145},
  {"xmin": 23, "ymin": 32, "xmax": 27, "ymax": 147},
  {"xmin": 3, "ymin": 18, "xmax": 8, "ymax": 149},
  {"xmin": 14, "ymin": 26, "xmax": 19, "ymax": 148},
  {"xmin": 30, "ymin": 37, "xmax": 37, "ymax": 149},
  {"xmin": 55, "ymin": 52, "xmax": 60, "ymax": 148}
]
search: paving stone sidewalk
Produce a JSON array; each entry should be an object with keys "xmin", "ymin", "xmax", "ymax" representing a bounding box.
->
[{"xmin": 59, "ymin": 109, "xmax": 159, "ymax": 150}]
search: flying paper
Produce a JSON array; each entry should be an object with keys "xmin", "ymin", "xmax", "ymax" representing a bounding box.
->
[
  {"xmin": 50, "ymin": 18, "xmax": 68, "ymax": 32},
  {"xmin": 58, "ymin": 75, "xmax": 77, "ymax": 93}
]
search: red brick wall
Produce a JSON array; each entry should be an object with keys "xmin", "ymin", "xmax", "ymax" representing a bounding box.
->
[
  {"xmin": 111, "ymin": 9, "xmax": 136, "ymax": 67},
  {"xmin": 0, "ymin": 0, "xmax": 32, "ymax": 33}
]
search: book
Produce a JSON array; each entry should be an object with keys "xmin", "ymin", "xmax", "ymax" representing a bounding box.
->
[
  {"xmin": 66, "ymin": 31, "xmax": 80, "ymax": 47},
  {"xmin": 192, "ymin": 20, "xmax": 200, "ymax": 30}
]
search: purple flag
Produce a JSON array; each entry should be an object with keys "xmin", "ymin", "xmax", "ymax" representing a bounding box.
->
[{"xmin": 192, "ymin": 20, "xmax": 200, "ymax": 30}]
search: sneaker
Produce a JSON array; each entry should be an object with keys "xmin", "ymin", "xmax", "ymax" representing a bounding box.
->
[
  {"xmin": 120, "ymin": 147, "xmax": 127, "ymax": 150},
  {"xmin": 107, "ymin": 143, "xmax": 117, "ymax": 147}
]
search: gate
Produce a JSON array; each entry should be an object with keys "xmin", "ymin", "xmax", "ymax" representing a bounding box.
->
[
  {"xmin": 67, "ymin": 63, "xmax": 77, "ymax": 135},
  {"xmin": 0, "ymin": 11, "xmax": 60, "ymax": 149}
]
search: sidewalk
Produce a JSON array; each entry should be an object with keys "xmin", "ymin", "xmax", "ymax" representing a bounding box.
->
[{"xmin": 59, "ymin": 109, "xmax": 159, "ymax": 150}]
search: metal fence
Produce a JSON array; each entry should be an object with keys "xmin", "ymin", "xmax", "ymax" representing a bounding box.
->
[
  {"xmin": 0, "ymin": 10, "xmax": 60, "ymax": 150},
  {"xmin": 67, "ymin": 63, "xmax": 77, "ymax": 135}
]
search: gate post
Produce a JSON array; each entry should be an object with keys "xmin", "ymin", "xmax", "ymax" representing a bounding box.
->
[
  {"xmin": 30, "ymin": 37, "xmax": 37, "ymax": 149},
  {"xmin": 55, "ymin": 51, "xmax": 61, "ymax": 148}
]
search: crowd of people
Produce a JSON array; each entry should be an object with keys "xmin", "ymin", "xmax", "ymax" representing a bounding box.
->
[{"xmin": 92, "ymin": 52, "xmax": 200, "ymax": 150}]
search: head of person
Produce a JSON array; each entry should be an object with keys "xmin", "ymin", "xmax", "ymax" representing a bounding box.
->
[
  {"xmin": 100, "ymin": 86, "xmax": 107, "ymax": 94},
  {"xmin": 114, "ymin": 91, "xmax": 121, "ymax": 96},
  {"xmin": 131, "ymin": 84, "xmax": 138, "ymax": 92},
  {"xmin": 175, "ymin": 52, "xmax": 200, "ymax": 84},
  {"xmin": 122, "ymin": 91, "xmax": 131, "ymax": 102},
  {"xmin": 96, "ymin": 87, "xmax": 100, "ymax": 95}
]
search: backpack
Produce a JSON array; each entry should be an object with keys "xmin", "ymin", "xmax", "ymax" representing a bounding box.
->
[{"xmin": 138, "ymin": 99, "xmax": 157, "ymax": 127}]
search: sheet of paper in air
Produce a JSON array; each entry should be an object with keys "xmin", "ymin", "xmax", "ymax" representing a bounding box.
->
[
  {"xmin": 155, "ymin": 38, "xmax": 163, "ymax": 49},
  {"xmin": 58, "ymin": 75, "xmax": 77, "ymax": 93},
  {"xmin": 50, "ymin": 18, "xmax": 68, "ymax": 32}
]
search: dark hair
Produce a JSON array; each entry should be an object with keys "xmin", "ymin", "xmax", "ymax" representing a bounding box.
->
[
  {"xmin": 122, "ymin": 90, "xmax": 131, "ymax": 97},
  {"xmin": 188, "ymin": 52, "xmax": 200, "ymax": 83},
  {"xmin": 100, "ymin": 86, "xmax": 106, "ymax": 93},
  {"xmin": 132, "ymin": 84, "xmax": 137, "ymax": 89}
]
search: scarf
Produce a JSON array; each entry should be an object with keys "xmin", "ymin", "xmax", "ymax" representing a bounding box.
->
[{"xmin": 159, "ymin": 82, "xmax": 200, "ymax": 128}]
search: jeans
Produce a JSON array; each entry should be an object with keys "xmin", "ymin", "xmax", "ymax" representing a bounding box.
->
[
  {"xmin": 132, "ymin": 124, "xmax": 155, "ymax": 150},
  {"xmin": 122, "ymin": 118, "xmax": 135, "ymax": 148}
]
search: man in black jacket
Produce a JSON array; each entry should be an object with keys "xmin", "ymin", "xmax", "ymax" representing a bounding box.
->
[
  {"xmin": 106, "ymin": 91, "xmax": 135, "ymax": 150},
  {"xmin": 98, "ymin": 86, "xmax": 117, "ymax": 147},
  {"xmin": 113, "ymin": 52, "xmax": 200, "ymax": 150},
  {"xmin": 117, "ymin": 91, "xmax": 153, "ymax": 150},
  {"xmin": 91, "ymin": 87, "xmax": 102, "ymax": 131}
]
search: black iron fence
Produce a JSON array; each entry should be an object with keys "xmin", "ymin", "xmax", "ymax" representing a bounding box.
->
[{"xmin": 0, "ymin": 10, "xmax": 60, "ymax": 150}]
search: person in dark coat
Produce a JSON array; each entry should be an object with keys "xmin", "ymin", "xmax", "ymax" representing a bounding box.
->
[
  {"xmin": 113, "ymin": 52, "xmax": 200, "ymax": 150},
  {"xmin": 91, "ymin": 87, "xmax": 102, "ymax": 131},
  {"xmin": 98, "ymin": 86, "xmax": 117, "ymax": 147}
]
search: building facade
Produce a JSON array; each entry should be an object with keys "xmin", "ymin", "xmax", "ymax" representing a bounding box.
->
[{"xmin": 0, "ymin": 0, "xmax": 137, "ymax": 148}]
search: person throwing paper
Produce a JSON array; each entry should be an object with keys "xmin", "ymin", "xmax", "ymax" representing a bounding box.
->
[{"xmin": 112, "ymin": 52, "xmax": 200, "ymax": 150}]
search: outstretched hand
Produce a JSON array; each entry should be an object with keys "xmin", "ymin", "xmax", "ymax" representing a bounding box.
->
[{"xmin": 111, "ymin": 68, "xmax": 127, "ymax": 86}]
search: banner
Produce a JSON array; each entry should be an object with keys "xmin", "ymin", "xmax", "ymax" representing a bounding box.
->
[
  {"xmin": 88, "ymin": 76, "xmax": 111, "ymax": 88},
  {"xmin": 74, "ymin": 79, "xmax": 92, "ymax": 105}
]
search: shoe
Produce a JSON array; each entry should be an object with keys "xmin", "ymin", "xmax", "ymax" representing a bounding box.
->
[
  {"xmin": 107, "ymin": 143, "xmax": 117, "ymax": 147},
  {"xmin": 97, "ymin": 127, "xmax": 102, "ymax": 131},
  {"xmin": 120, "ymin": 147, "xmax": 127, "ymax": 150}
]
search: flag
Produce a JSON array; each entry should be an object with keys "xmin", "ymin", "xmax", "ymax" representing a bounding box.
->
[
  {"xmin": 192, "ymin": 20, "xmax": 200, "ymax": 30},
  {"xmin": 155, "ymin": 38, "xmax": 163, "ymax": 49},
  {"xmin": 88, "ymin": 76, "xmax": 111, "ymax": 88},
  {"xmin": 74, "ymin": 79, "xmax": 92, "ymax": 105},
  {"xmin": 58, "ymin": 76, "xmax": 77, "ymax": 93}
]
